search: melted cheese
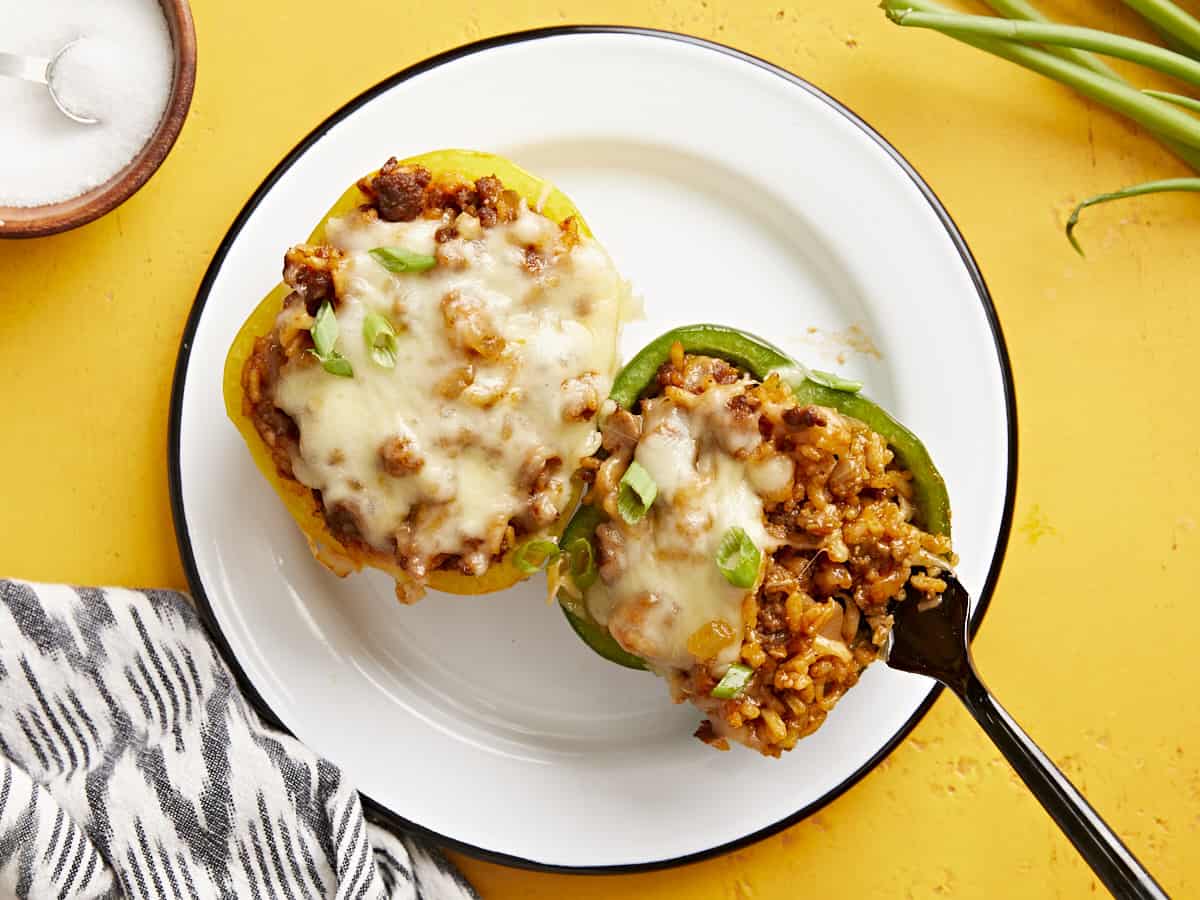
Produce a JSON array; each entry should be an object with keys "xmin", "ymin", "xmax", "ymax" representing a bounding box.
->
[
  {"xmin": 274, "ymin": 202, "xmax": 628, "ymax": 567},
  {"xmin": 586, "ymin": 383, "xmax": 779, "ymax": 671}
]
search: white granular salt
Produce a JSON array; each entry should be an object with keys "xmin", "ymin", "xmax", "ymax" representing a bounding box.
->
[{"xmin": 0, "ymin": 0, "xmax": 173, "ymax": 208}]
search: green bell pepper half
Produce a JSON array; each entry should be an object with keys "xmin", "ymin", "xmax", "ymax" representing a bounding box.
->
[{"xmin": 558, "ymin": 324, "xmax": 952, "ymax": 670}]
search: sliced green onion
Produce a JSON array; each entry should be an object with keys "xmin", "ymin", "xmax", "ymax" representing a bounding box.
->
[
  {"xmin": 616, "ymin": 461, "xmax": 657, "ymax": 524},
  {"xmin": 363, "ymin": 311, "xmax": 399, "ymax": 369},
  {"xmin": 807, "ymin": 369, "xmax": 863, "ymax": 394},
  {"xmin": 369, "ymin": 246, "xmax": 437, "ymax": 274},
  {"xmin": 711, "ymin": 663, "xmax": 754, "ymax": 700},
  {"xmin": 311, "ymin": 300, "xmax": 338, "ymax": 357},
  {"xmin": 322, "ymin": 355, "xmax": 354, "ymax": 378},
  {"xmin": 566, "ymin": 538, "xmax": 598, "ymax": 590},
  {"xmin": 512, "ymin": 539, "xmax": 559, "ymax": 575},
  {"xmin": 306, "ymin": 349, "xmax": 353, "ymax": 378},
  {"xmin": 305, "ymin": 302, "xmax": 353, "ymax": 377},
  {"xmin": 715, "ymin": 526, "xmax": 761, "ymax": 589},
  {"xmin": 1066, "ymin": 177, "xmax": 1200, "ymax": 254}
]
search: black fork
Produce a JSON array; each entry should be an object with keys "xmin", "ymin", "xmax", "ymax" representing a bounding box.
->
[{"xmin": 887, "ymin": 575, "xmax": 1169, "ymax": 899}]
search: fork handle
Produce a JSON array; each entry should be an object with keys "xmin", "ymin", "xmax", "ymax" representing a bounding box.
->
[
  {"xmin": 954, "ymin": 669, "xmax": 1168, "ymax": 899},
  {"xmin": 0, "ymin": 51, "xmax": 50, "ymax": 85}
]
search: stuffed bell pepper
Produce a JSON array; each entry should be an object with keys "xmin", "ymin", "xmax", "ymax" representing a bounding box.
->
[
  {"xmin": 550, "ymin": 325, "xmax": 955, "ymax": 756},
  {"xmin": 225, "ymin": 150, "xmax": 632, "ymax": 602}
]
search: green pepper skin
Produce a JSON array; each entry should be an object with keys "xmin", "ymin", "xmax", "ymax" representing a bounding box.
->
[
  {"xmin": 561, "ymin": 324, "xmax": 952, "ymax": 669},
  {"xmin": 557, "ymin": 504, "xmax": 649, "ymax": 670}
]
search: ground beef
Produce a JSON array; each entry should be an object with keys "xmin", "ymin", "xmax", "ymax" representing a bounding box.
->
[
  {"xmin": 357, "ymin": 159, "xmax": 524, "ymax": 230},
  {"xmin": 595, "ymin": 523, "xmax": 627, "ymax": 583},
  {"xmin": 475, "ymin": 174, "xmax": 502, "ymax": 206},
  {"xmin": 600, "ymin": 408, "xmax": 642, "ymax": 453},
  {"xmin": 726, "ymin": 391, "xmax": 759, "ymax": 422},
  {"xmin": 379, "ymin": 436, "xmax": 424, "ymax": 477},
  {"xmin": 656, "ymin": 354, "xmax": 740, "ymax": 394},
  {"xmin": 782, "ymin": 405, "xmax": 826, "ymax": 429},
  {"xmin": 241, "ymin": 334, "xmax": 300, "ymax": 479},
  {"xmin": 366, "ymin": 158, "xmax": 430, "ymax": 222},
  {"xmin": 322, "ymin": 499, "xmax": 365, "ymax": 544},
  {"xmin": 282, "ymin": 245, "xmax": 341, "ymax": 313}
]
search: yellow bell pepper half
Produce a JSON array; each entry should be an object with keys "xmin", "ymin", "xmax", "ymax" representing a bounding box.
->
[{"xmin": 222, "ymin": 150, "xmax": 594, "ymax": 596}]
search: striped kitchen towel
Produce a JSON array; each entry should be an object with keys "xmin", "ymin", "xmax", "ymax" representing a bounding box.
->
[{"xmin": 0, "ymin": 579, "xmax": 479, "ymax": 900}]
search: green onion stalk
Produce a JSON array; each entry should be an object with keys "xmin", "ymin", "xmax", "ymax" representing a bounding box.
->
[
  {"xmin": 981, "ymin": 0, "xmax": 1124, "ymax": 78},
  {"xmin": 1122, "ymin": 0, "xmax": 1200, "ymax": 59},
  {"xmin": 882, "ymin": 0, "xmax": 1200, "ymax": 253}
]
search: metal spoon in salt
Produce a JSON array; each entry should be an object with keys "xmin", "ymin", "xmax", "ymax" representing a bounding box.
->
[{"xmin": 0, "ymin": 39, "xmax": 99, "ymax": 125}]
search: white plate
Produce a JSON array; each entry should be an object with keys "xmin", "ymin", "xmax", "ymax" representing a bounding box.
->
[{"xmin": 170, "ymin": 28, "xmax": 1015, "ymax": 872}]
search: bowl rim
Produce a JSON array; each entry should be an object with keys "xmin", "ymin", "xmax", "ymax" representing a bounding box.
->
[
  {"xmin": 167, "ymin": 25, "xmax": 1019, "ymax": 874},
  {"xmin": 0, "ymin": 0, "xmax": 196, "ymax": 239}
]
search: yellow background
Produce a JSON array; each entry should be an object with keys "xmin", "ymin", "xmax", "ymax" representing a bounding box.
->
[{"xmin": 2, "ymin": 1, "xmax": 1197, "ymax": 896}]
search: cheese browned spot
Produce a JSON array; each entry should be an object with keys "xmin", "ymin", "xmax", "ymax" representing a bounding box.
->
[{"xmin": 248, "ymin": 165, "xmax": 631, "ymax": 597}]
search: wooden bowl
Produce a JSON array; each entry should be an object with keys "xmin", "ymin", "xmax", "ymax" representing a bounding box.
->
[{"xmin": 0, "ymin": 0, "xmax": 196, "ymax": 239}]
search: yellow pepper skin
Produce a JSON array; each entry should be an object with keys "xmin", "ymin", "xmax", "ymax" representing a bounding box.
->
[{"xmin": 223, "ymin": 150, "xmax": 593, "ymax": 596}]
